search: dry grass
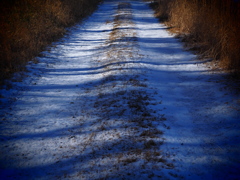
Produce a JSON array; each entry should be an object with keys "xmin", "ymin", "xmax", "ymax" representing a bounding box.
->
[
  {"xmin": 151, "ymin": 0, "xmax": 240, "ymax": 77},
  {"xmin": 0, "ymin": 0, "xmax": 101, "ymax": 85}
]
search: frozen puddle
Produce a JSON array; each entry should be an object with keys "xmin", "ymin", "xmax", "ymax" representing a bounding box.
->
[{"xmin": 0, "ymin": 0, "xmax": 240, "ymax": 179}]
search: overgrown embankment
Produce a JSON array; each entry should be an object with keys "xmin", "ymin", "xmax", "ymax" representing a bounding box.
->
[
  {"xmin": 151, "ymin": 0, "xmax": 240, "ymax": 76},
  {"xmin": 0, "ymin": 0, "xmax": 101, "ymax": 85}
]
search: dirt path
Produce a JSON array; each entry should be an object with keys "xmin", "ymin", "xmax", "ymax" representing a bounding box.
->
[
  {"xmin": 71, "ymin": 2, "xmax": 170, "ymax": 178},
  {"xmin": 0, "ymin": 0, "xmax": 240, "ymax": 179}
]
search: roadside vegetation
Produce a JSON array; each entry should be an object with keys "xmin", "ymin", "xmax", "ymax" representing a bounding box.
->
[
  {"xmin": 0, "ymin": 0, "xmax": 101, "ymax": 85},
  {"xmin": 151, "ymin": 0, "xmax": 240, "ymax": 77}
]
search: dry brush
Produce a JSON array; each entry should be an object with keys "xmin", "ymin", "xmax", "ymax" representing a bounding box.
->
[
  {"xmin": 152, "ymin": 0, "xmax": 240, "ymax": 76},
  {"xmin": 0, "ymin": 0, "xmax": 101, "ymax": 85}
]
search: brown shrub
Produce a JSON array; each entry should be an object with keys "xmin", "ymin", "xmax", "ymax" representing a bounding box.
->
[
  {"xmin": 0, "ymin": 0, "xmax": 101, "ymax": 85},
  {"xmin": 154, "ymin": 0, "xmax": 240, "ymax": 76}
]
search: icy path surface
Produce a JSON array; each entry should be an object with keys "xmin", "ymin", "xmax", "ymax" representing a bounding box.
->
[{"xmin": 0, "ymin": 0, "xmax": 240, "ymax": 179}]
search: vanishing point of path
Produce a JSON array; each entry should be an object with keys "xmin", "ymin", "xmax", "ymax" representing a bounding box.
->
[{"xmin": 0, "ymin": 0, "xmax": 240, "ymax": 179}]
